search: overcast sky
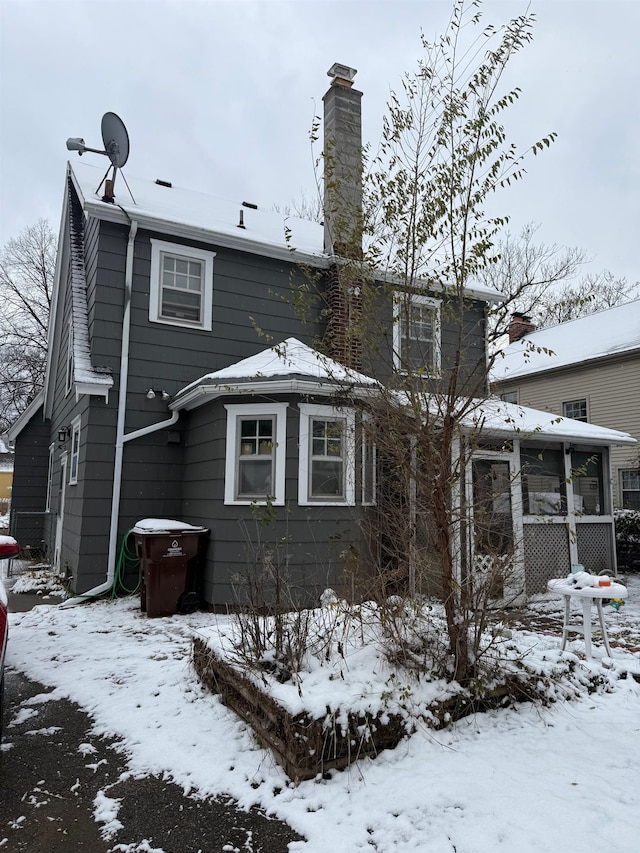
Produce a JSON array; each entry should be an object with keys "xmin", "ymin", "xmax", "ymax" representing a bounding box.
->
[{"xmin": 1, "ymin": 0, "xmax": 638, "ymax": 286}]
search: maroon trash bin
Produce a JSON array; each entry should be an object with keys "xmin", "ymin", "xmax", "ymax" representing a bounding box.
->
[{"xmin": 133, "ymin": 519, "xmax": 209, "ymax": 618}]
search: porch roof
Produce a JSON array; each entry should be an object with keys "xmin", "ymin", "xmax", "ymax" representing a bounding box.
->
[{"xmin": 460, "ymin": 397, "xmax": 637, "ymax": 447}]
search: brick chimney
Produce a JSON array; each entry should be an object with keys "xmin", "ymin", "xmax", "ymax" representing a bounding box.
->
[
  {"xmin": 508, "ymin": 312, "xmax": 536, "ymax": 343},
  {"xmin": 323, "ymin": 63, "xmax": 363, "ymax": 257},
  {"xmin": 322, "ymin": 63, "xmax": 363, "ymax": 370}
]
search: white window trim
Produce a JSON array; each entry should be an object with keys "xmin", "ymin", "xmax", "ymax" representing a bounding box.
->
[
  {"xmin": 149, "ymin": 239, "xmax": 215, "ymax": 331},
  {"xmin": 298, "ymin": 403, "xmax": 355, "ymax": 507},
  {"xmin": 562, "ymin": 398, "xmax": 588, "ymax": 422},
  {"xmin": 392, "ymin": 292, "xmax": 441, "ymax": 374},
  {"xmin": 45, "ymin": 443, "xmax": 55, "ymax": 512},
  {"xmin": 69, "ymin": 415, "xmax": 81, "ymax": 485},
  {"xmin": 361, "ymin": 413, "xmax": 376, "ymax": 506},
  {"xmin": 224, "ymin": 403, "xmax": 288, "ymax": 505},
  {"xmin": 65, "ymin": 323, "xmax": 73, "ymax": 395}
]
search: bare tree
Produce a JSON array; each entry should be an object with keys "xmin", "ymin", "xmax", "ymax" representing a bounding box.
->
[
  {"xmin": 483, "ymin": 223, "xmax": 639, "ymax": 336},
  {"xmin": 0, "ymin": 219, "xmax": 56, "ymax": 433},
  {"xmin": 295, "ymin": 1, "xmax": 557, "ymax": 684}
]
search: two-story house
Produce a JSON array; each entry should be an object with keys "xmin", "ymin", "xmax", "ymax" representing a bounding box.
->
[{"xmin": 8, "ymin": 65, "xmax": 636, "ymax": 606}]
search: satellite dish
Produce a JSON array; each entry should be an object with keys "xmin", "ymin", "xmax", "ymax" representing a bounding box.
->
[
  {"xmin": 101, "ymin": 112, "xmax": 129, "ymax": 169},
  {"xmin": 65, "ymin": 112, "xmax": 134, "ymax": 203}
]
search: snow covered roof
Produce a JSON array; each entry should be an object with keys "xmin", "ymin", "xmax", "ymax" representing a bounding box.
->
[
  {"xmin": 69, "ymin": 161, "xmax": 502, "ymax": 303},
  {"xmin": 171, "ymin": 337, "xmax": 379, "ymax": 411},
  {"xmin": 463, "ymin": 397, "xmax": 636, "ymax": 446},
  {"xmin": 492, "ymin": 299, "xmax": 640, "ymax": 383}
]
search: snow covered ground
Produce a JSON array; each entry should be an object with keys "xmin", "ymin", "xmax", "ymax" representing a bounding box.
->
[{"xmin": 3, "ymin": 561, "xmax": 640, "ymax": 852}]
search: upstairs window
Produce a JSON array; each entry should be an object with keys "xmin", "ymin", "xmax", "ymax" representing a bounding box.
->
[
  {"xmin": 150, "ymin": 239, "xmax": 215, "ymax": 330},
  {"xmin": 500, "ymin": 390, "xmax": 518, "ymax": 405},
  {"xmin": 65, "ymin": 324, "xmax": 73, "ymax": 395},
  {"xmin": 562, "ymin": 398, "xmax": 587, "ymax": 422},
  {"xmin": 224, "ymin": 403, "xmax": 287, "ymax": 505},
  {"xmin": 299, "ymin": 404, "xmax": 355, "ymax": 506},
  {"xmin": 393, "ymin": 293, "xmax": 441, "ymax": 375}
]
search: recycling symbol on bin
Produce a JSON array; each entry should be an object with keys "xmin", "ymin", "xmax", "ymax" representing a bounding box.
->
[{"xmin": 172, "ymin": 539, "xmax": 179, "ymax": 548}]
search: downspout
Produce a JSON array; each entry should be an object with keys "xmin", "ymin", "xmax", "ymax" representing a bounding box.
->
[{"xmin": 62, "ymin": 219, "xmax": 178, "ymax": 607}]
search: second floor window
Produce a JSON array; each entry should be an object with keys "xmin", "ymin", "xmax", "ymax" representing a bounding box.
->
[
  {"xmin": 150, "ymin": 239, "xmax": 215, "ymax": 330},
  {"xmin": 393, "ymin": 293, "xmax": 441, "ymax": 375},
  {"xmin": 562, "ymin": 398, "xmax": 587, "ymax": 422}
]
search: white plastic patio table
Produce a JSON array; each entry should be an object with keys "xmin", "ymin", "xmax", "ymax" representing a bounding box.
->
[{"xmin": 547, "ymin": 579, "xmax": 627, "ymax": 660}]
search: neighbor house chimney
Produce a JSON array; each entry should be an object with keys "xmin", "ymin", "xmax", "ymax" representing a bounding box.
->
[
  {"xmin": 508, "ymin": 312, "xmax": 536, "ymax": 343},
  {"xmin": 322, "ymin": 63, "xmax": 364, "ymax": 371}
]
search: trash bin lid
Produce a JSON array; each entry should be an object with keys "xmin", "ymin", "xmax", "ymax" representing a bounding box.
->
[{"xmin": 132, "ymin": 518, "xmax": 209, "ymax": 535}]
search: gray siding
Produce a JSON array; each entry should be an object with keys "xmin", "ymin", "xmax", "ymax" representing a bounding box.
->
[
  {"xmin": 9, "ymin": 404, "xmax": 50, "ymax": 551},
  {"xmin": 181, "ymin": 394, "xmax": 362, "ymax": 607}
]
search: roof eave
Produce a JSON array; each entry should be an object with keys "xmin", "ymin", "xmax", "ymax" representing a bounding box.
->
[{"xmin": 171, "ymin": 378, "xmax": 378, "ymax": 412}]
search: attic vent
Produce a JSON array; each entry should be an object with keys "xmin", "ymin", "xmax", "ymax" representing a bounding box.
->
[
  {"xmin": 155, "ymin": 179, "xmax": 172, "ymax": 188},
  {"xmin": 242, "ymin": 201, "xmax": 258, "ymax": 209}
]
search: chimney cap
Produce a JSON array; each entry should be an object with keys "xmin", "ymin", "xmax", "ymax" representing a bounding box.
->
[{"xmin": 327, "ymin": 63, "xmax": 357, "ymax": 84}]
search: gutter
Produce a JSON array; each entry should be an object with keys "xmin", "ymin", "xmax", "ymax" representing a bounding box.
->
[{"xmin": 62, "ymin": 219, "xmax": 178, "ymax": 607}]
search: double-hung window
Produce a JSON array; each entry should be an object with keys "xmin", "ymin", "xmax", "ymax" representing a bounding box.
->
[
  {"xmin": 562, "ymin": 398, "xmax": 587, "ymax": 422},
  {"xmin": 298, "ymin": 404, "xmax": 355, "ymax": 506},
  {"xmin": 621, "ymin": 469, "xmax": 640, "ymax": 510},
  {"xmin": 150, "ymin": 239, "xmax": 215, "ymax": 330},
  {"xmin": 393, "ymin": 292, "xmax": 441, "ymax": 374},
  {"xmin": 224, "ymin": 403, "xmax": 287, "ymax": 505}
]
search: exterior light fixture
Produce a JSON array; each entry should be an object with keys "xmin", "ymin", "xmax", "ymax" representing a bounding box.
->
[
  {"xmin": 145, "ymin": 388, "xmax": 171, "ymax": 401},
  {"xmin": 57, "ymin": 426, "xmax": 71, "ymax": 443}
]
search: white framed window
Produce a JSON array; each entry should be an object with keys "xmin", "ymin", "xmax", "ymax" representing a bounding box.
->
[
  {"xmin": 298, "ymin": 403, "xmax": 355, "ymax": 506},
  {"xmin": 500, "ymin": 390, "xmax": 518, "ymax": 405},
  {"xmin": 562, "ymin": 398, "xmax": 587, "ymax": 422},
  {"xmin": 224, "ymin": 403, "xmax": 288, "ymax": 505},
  {"xmin": 45, "ymin": 443, "xmax": 55, "ymax": 512},
  {"xmin": 621, "ymin": 469, "xmax": 640, "ymax": 510},
  {"xmin": 150, "ymin": 239, "xmax": 215, "ymax": 330},
  {"xmin": 361, "ymin": 414, "xmax": 376, "ymax": 506},
  {"xmin": 69, "ymin": 416, "xmax": 81, "ymax": 485},
  {"xmin": 393, "ymin": 292, "xmax": 441, "ymax": 374},
  {"xmin": 65, "ymin": 323, "xmax": 73, "ymax": 395}
]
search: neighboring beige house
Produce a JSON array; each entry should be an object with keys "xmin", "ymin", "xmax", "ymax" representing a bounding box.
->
[
  {"xmin": 0, "ymin": 437, "xmax": 13, "ymax": 516},
  {"xmin": 492, "ymin": 300, "xmax": 640, "ymax": 510}
]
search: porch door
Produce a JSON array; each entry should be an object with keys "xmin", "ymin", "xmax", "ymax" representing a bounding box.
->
[
  {"xmin": 470, "ymin": 456, "xmax": 515, "ymax": 599},
  {"xmin": 54, "ymin": 452, "xmax": 68, "ymax": 573}
]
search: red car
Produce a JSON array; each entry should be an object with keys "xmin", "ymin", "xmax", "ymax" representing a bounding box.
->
[{"xmin": 1, "ymin": 534, "xmax": 20, "ymax": 741}]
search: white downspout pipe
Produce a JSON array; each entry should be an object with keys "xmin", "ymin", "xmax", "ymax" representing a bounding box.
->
[{"xmin": 62, "ymin": 219, "xmax": 179, "ymax": 607}]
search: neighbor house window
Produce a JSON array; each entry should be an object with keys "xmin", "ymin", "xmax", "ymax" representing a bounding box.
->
[
  {"xmin": 298, "ymin": 404, "xmax": 355, "ymax": 506},
  {"xmin": 65, "ymin": 324, "xmax": 73, "ymax": 395},
  {"xmin": 45, "ymin": 443, "xmax": 55, "ymax": 512},
  {"xmin": 393, "ymin": 293, "xmax": 441, "ymax": 374},
  {"xmin": 69, "ymin": 416, "xmax": 81, "ymax": 485},
  {"xmin": 224, "ymin": 403, "xmax": 288, "ymax": 505},
  {"xmin": 500, "ymin": 390, "xmax": 518, "ymax": 405},
  {"xmin": 621, "ymin": 469, "xmax": 640, "ymax": 510},
  {"xmin": 150, "ymin": 239, "xmax": 215, "ymax": 330},
  {"xmin": 562, "ymin": 398, "xmax": 587, "ymax": 422}
]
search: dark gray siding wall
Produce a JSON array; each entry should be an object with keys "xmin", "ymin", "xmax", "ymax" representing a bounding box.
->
[
  {"xmin": 69, "ymin": 218, "xmax": 321, "ymax": 591},
  {"xmin": 10, "ymin": 405, "xmax": 50, "ymax": 551},
  {"xmin": 361, "ymin": 290, "xmax": 488, "ymax": 394},
  {"xmin": 181, "ymin": 394, "xmax": 362, "ymax": 608}
]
